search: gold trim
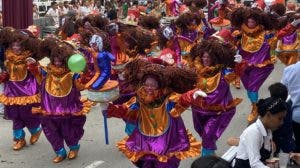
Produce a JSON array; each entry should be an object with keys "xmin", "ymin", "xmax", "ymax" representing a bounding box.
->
[{"xmin": 0, "ymin": 94, "xmax": 40, "ymax": 105}]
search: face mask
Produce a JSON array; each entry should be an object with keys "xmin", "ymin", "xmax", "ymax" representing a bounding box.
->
[{"xmin": 89, "ymin": 35, "xmax": 103, "ymax": 52}]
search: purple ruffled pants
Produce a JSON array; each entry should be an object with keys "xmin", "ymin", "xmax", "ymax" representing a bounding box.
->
[
  {"xmin": 5, "ymin": 104, "xmax": 40, "ymax": 131},
  {"xmin": 240, "ymin": 65, "xmax": 274, "ymax": 92},
  {"xmin": 192, "ymin": 107, "xmax": 235, "ymax": 150},
  {"xmin": 41, "ymin": 116, "xmax": 86, "ymax": 151}
]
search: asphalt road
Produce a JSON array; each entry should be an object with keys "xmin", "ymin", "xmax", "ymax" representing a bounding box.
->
[{"xmin": 0, "ymin": 60, "xmax": 288, "ymax": 168}]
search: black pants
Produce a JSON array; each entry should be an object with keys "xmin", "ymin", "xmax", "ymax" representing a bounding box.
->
[
  {"xmin": 293, "ymin": 121, "xmax": 300, "ymax": 152},
  {"xmin": 234, "ymin": 159, "xmax": 251, "ymax": 168}
]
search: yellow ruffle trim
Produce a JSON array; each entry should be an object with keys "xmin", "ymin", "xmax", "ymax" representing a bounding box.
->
[
  {"xmin": 194, "ymin": 98, "xmax": 242, "ymax": 112},
  {"xmin": 0, "ymin": 94, "xmax": 40, "ymax": 105},
  {"xmin": 116, "ymin": 130, "xmax": 201, "ymax": 163},
  {"xmin": 32, "ymin": 98, "xmax": 94, "ymax": 116},
  {"xmin": 253, "ymin": 59, "xmax": 275, "ymax": 68}
]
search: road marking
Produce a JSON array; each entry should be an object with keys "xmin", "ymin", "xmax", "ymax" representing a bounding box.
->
[{"xmin": 84, "ymin": 160, "xmax": 105, "ymax": 168}]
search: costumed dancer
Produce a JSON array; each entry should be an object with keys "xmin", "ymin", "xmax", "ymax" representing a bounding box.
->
[
  {"xmin": 276, "ymin": 13, "xmax": 300, "ymax": 65},
  {"xmin": 107, "ymin": 22, "xmax": 136, "ymax": 136},
  {"xmin": 158, "ymin": 26, "xmax": 181, "ymax": 66},
  {"xmin": 83, "ymin": 32, "xmax": 115, "ymax": 90},
  {"xmin": 211, "ymin": 28, "xmax": 242, "ymax": 89},
  {"xmin": 106, "ymin": 22, "xmax": 131, "ymax": 79},
  {"xmin": 106, "ymin": 59, "xmax": 201, "ymax": 168},
  {"xmin": 117, "ymin": 27, "xmax": 155, "ymax": 135},
  {"xmin": 265, "ymin": 4, "xmax": 286, "ymax": 65},
  {"xmin": 163, "ymin": 0, "xmax": 182, "ymax": 16},
  {"xmin": 209, "ymin": 0, "xmax": 232, "ymax": 30},
  {"xmin": 175, "ymin": 12, "xmax": 202, "ymax": 42},
  {"xmin": 231, "ymin": 7, "xmax": 277, "ymax": 124},
  {"xmin": 86, "ymin": 31, "xmax": 117, "ymax": 145},
  {"xmin": 184, "ymin": 0, "xmax": 215, "ymax": 39},
  {"xmin": 0, "ymin": 28, "xmax": 42, "ymax": 151},
  {"xmin": 30, "ymin": 39, "xmax": 93, "ymax": 163},
  {"xmin": 138, "ymin": 15, "xmax": 161, "ymax": 56},
  {"xmin": 121, "ymin": 27, "xmax": 155, "ymax": 59},
  {"xmin": 182, "ymin": 39, "xmax": 242, "ymax": 156},
  {"xmin": 175, "ymin": 12, "xmax": 202, "ymax": 65}
]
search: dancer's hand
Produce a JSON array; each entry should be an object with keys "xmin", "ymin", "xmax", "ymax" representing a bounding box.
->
[
  {"xmin": 193, "ymin": 90, "xmax": 207, "ymax": 99},
  {"xmin": 234, "ymin": 54, "xmax": 242, "ymax": 63}
]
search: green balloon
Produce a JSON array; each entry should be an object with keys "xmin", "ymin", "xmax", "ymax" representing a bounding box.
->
[{"xmin": 68, "ymin": 54, "xmax": 86, "ymax": 73}]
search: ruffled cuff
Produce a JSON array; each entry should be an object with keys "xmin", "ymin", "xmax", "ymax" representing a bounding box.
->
[
  {"xmin": 32, "ymin": 98, "xmax": 93, "ymax": 116},
  {"xmin": 116, "ymin": 130, "xmax": 201, "ymax": 163},
  {"xmin": 0, "ymin": 94, "xmax": 40, "ymax": 105}
]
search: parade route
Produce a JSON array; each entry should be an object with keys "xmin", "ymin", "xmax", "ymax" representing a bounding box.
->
[{"xmin": 0, "ymin": 61, "xmax": 293, "ymax": 167}]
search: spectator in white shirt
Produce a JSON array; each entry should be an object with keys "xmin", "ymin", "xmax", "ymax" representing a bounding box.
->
[
  {"xmin": 45, "ymin": 2, "xmax": 60, "ymax": 27},
  {"xmin": 234, "ymin": 97, "xmax": 287, "ymax": 168}
]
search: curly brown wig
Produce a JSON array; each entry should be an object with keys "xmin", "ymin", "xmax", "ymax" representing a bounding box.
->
[
  {"xmin": 175, "ymin": 12, "xmax": 202, "ymax": 31},
  {"xmin": 74, "ymin": 18, "xmax": 84, "ymax": 33},
  {"xmin": 164, "ymin": 66, "xmax": 197, "ymax": 93},
  {"xmin": 40, "ymin": 38, "xmax": 75, "ymax": 66},
  {"xmin": 230, "ymin": 7, "xmax": 247, "ymax": 29},
  {"xmin": 270, "ymin": 3, "xmax": 286, "ymax": 16},
  {"xmin": 184, "ymin": 0, "xmax": 207, "ymax": 12},
  {"xmin": 124, "ymin": 59, "xmax": 197, "ymax": 93},
  {"xmin": 24, "ymin": 37, "xmax": 42, "ymax": 60},
  {"xmin": 0, "ymin": 27, "xmax": 15, "ymax": 48},
  {"xmin": 10, "ymin": 30, "xmax": 29, "ymax": 47},
  {"xmin": 124, "ymin": 58, "xmax": 151, "ymax": 87},
  {"xmin": 121, "ymin": 28, "xmax": 154, "ymax": 56},
  {"xmin": 190, "ymin": 39, "xmax": 236, "ymax": 68},
  {"xmin": 39, "ymin": 38, "xmax": 60, "ymax": 57},
  {"xmin": 49, "ymin": 42, "xmax": 75, "ymax": 66},
  {"xmin": 230, "ymin": 7, "xmax": 276, "ymax": 30},
  {"xmin": 138, "ymin": 15, "xmax": 160, "ymax": 30},
  {"xmin": 61, "ymin": 18, "xmax": 76, "ymax": 38},
  {"xmin": 82, "ymin": 14, "xmax": 109, "ymax": 31}
]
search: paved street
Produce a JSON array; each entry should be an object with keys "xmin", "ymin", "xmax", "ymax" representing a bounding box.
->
[{"xmin": 0, "ymin": 61, "xmax": 289, "ymax": 168}]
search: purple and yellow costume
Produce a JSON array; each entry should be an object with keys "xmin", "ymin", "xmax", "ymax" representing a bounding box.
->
[
  {"xmin": 107, "ymin": 89, "xmax": 201, "ymax": 168},
  {"xmin": 277, "ymin": 30, "xmax": 300, "ymax": 66},
  {"xmin": 209, "ymin": 3, "xmax": 231, "ymax": 29},
  {"xmin": 181, "ymin": 65, "xmax": 241, "ymax": 156},
  {"xmin": 238, "ymin": 24, "xmax": 274, "ymax": 105},
  {"xmin": 32, "ymin": 65, "xmax": 93, "ymax": 157},
  {"xmin": 109, "ymin": 35, "xmax": 137, "ymax": 135},
  {"xmin": 165, "ymin": 0, "xmax": 181, "ymax": 16},
  {"xmin": 0, "ymin": 49, "xmax": 41, "ymax": 141}
]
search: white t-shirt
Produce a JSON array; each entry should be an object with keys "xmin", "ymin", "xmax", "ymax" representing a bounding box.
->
[
  {"xmin": 46, "ymin": 8, "xmax": 59, "ymax": 27},
  {"xmin": 235, "ymin": 119, "xmax": 271, "ymax": 168}
]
